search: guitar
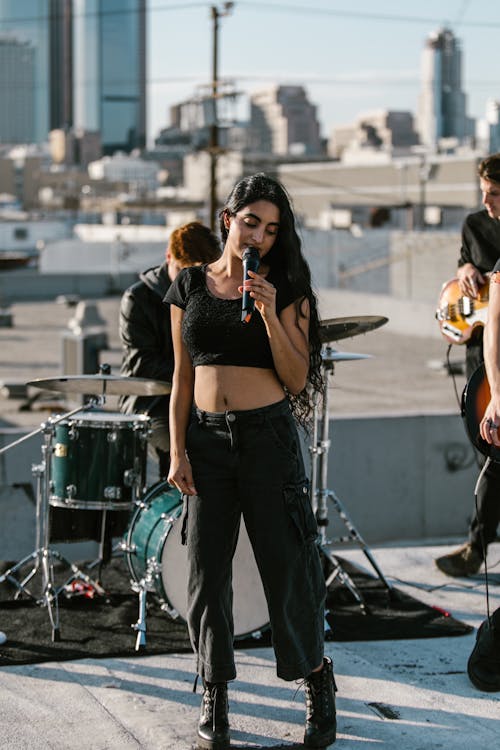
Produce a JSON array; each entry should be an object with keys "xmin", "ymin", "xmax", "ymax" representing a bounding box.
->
[
  {"xmin": 435, "ymin": 277, "xmax": 489, "ymax": 344},
  {"xmin": 461, "ymin": 363, "xmax": 500, "ymax": 461}
]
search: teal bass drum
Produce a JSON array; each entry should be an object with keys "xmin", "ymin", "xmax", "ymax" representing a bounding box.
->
[{"xmin": 124, "ymin": 480, "xmax": 270, "ymax": 639}]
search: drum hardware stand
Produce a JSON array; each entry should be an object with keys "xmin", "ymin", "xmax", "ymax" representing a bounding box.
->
[
  {"xmin": 121, "ymin": 507, "xmax": 182, "ymax": 651},
  {"xmin": 310, "ymin": 346, "xmax": 392, "ymax": 616},
  {"xmin": 0, "ymin": 401, "xmax": 106, "ymax": 641}
]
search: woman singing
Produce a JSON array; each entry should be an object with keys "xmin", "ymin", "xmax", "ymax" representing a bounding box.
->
[{"xmin": 165, "ymin": 173, "xmax": 337, "ymax": 749}]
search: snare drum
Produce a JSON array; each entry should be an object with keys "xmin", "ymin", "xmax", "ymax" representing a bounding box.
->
[
  {"xmin": 49, "ymin": 411, "xmax": 150, "ymax": 511},
  {"xmin": 124, "ymin": 481, "xmax": 270, "ymax": 639}
]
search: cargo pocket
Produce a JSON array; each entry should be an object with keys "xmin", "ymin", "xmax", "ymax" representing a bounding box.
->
[{"xmin": 283, "ymin": 479, "xmax": 318, "ymax": 544}]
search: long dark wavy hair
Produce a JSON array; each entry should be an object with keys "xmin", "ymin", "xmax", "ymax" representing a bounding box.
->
[{"xmin": 219, "ymin": 172, "xmax": 323, "ymax": 429}]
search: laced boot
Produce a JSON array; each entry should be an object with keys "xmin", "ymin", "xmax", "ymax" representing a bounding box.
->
[
  {"xmin": 304, "ymin": 656, "xmax": 337, "ymax": 748},
  {"xmin": 197, "ymin": 680, "xmax": 230, "ymax": 750}
]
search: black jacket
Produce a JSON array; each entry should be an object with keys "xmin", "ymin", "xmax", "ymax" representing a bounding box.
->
[{"xmin": 119, "ymin": 263, "xmax": 173, "ymax": 416}]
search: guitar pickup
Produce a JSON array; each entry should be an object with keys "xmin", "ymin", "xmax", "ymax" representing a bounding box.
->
[
  {"xmin": 461, "ymin": 297, "xmax": 473, "ymax": 317},
  {"xmin": 441, "ymin": 323, "xmax": 464, "ymax": 342}
]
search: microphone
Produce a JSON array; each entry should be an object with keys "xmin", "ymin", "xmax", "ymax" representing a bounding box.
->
[{"xmin": 241, "ymin": 246, "xmax": 260, "ymax": 323}]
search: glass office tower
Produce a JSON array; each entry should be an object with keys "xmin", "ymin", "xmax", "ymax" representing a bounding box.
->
[
  {"xmin": 0, "ymin": 0, "xmax": 146, "ymax": 152},
  {"xmin": 0, "ymin": 0, "xmax": 52, "ymax": 143},
  {"xmin": 73, "ymin": 0, "xmax": 146, "ymax": 154}
]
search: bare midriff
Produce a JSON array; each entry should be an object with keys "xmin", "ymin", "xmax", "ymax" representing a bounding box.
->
[{"xmin": 193, "ymin": 365, "xmax": 285, "ymax": 412}]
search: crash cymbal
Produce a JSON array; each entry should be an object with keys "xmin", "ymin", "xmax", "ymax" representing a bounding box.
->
[
  {"xmin": 27, "ymin": 375, "xmax": 171, "ymax": 397},
  {"xmin": 321, "ymin": 349, "xmax": 373, "ymax": 363},
  {"xmin": 319, "ymin": 315, "xmax": 388, "ymax": 343}
]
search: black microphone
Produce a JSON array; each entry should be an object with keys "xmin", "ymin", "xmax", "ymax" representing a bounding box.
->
[{"xmin": 241, "ymin": 246, "xmax": 260, "ymax": 323}]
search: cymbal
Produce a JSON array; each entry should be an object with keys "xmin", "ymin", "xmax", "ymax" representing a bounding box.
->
[
  {"xmin": 319, "ymin": 315, "xmax": 388, "ymax": 343},
  {"xmin": 322, "ymin": 350, "xmax": 372, "ymax": 363},
  {"xmin": 27, "ymin": 375, "xmax": 171, "ymax": 397}
]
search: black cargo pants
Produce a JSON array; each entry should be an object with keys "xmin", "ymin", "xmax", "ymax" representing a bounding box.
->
[{"xmin": 184, "ymin": 398, "xmax": 326, "ymax": 683}]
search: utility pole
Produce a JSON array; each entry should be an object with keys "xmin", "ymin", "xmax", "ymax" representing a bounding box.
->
[{"xmin": 209, "ymin": 3, "xmax": 233, "ymax": 230}]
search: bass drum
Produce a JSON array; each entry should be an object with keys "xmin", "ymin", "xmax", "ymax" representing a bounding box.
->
[{"xmin": 124, "ymin": 481, "xmax": 270, "ymax": 639}]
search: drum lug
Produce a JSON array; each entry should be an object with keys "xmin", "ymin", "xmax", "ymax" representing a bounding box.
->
[
  {"xmin": 104, "ymin": 486, "xmax": 122, "ymax": 500},
  {"xmin": 107, "ymin": 430, "xmax": 118, "ymax": 443},
  {"xmin": 68, "ymin": 426, "xmax": 78, "ymax": 441},
  {"xmin": 123, "ymin": 469, "xmax": 137, "ymax": 487},
  {"xmin": 160, "ymin": 601, "xmax": 180, "ymax": 620},
  {"xmin": 66, "ymin": 484, "xmax": 77, "ymax": 499}
]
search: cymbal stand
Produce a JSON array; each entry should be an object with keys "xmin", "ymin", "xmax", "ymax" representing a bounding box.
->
[
  {"xmin": 309, "ymin": 346, "xmax": 392, "ymax": 615},
  {"xmin": 0, "ymin": 401, "xmax": 105, "ymax": 641}
]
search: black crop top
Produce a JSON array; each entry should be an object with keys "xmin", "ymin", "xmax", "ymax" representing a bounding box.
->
[{"xmin": 164, "ymin": 264, "xmax": 297, "ymax": 368}]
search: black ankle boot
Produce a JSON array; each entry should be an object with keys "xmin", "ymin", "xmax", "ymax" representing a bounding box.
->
[
  {"xmin": 304, "ymin": 656, "xmax": 337, "ymax": 748},
  {"xmin": 197, "ymin": 680, "xmax": 230, "ymax": 750}
]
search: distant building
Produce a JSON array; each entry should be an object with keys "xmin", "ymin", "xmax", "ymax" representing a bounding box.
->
[
  {"xmin": 73, "ymin": 0, "xmax": 146, "ymax": 155},
  {"xmin": 0, "ymin": 1, "xmax": 72, "ymax": 143},
  {"xmin": 0, "ymin": 0, "xmax": 146, "ymax": 154},
  {"xmin": 482, "ymin": 100, "xmax": 500, "ymax": 155},
  {"xmin": 329, "ymin": 110, "xmax": 419, "ymax": 159},
  {"xmin": 88, "ymin": 152, "xmax": 160, "ymax": 194},
  {"xmin": 417, "ymin": 28, "xmax": 474, "ymax": 150},
  {"xmin": 0, "ymin": 36, "xmax": 35, "ymax": 143},
  {"xmin": 248, "ymin": 85, "xmax": 323, "ymax": 156},
  {"xmin": 49, "ymin": 128, "xmax": 102, "ymax": 168}
]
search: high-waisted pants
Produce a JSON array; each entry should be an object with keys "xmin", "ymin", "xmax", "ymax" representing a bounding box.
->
[{"xmin": 183, "ymin": 398, "xmax": 326, "ymax": 683}]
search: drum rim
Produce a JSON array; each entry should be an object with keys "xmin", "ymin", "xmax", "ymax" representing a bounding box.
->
[
  {"xmin": 54, "ymin": 412, "xmax": 151, "ymax": 427},
  {"xmin": 124, "ymin": 483, "xmax": 183, "ymax": 592}
]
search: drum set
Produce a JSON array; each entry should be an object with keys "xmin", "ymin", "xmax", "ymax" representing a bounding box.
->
[{"xmin": 0, "ymin": 314, "xmax": 390, "ymax": 646}]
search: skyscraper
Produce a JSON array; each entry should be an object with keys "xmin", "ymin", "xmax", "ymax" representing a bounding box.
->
[
  {"xmin": 73, "ymin": 0, "xmax": 146, "ymax": 155},
  {"xmin": 0, "ymin": 0, "xmax": 146, "ymax": 153},
  {"xmin": 417, "ymin": 27, "xmax": 469, "ymax": 149},
  {"xmin": 0, "ymin": 36, "xmax": 35, "ymax": 143}
]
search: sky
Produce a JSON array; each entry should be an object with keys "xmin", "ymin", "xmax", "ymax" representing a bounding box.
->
[{"xmin": 146, "ymin": 0, "xmax": 500, "ymax": 146}]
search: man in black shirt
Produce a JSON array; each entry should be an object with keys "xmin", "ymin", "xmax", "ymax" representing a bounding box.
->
[{"xmin": 436, "ymin": 153, "xmax": 500, "ymax": 577}]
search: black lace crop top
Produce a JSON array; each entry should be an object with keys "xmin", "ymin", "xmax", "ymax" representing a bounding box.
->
[{"xmin": 164, "ymin": 264, "xmax": 297, "ymax": 368}]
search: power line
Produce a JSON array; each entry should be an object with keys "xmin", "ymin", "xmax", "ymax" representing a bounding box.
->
[
  {"xmin": 0, "ymin": 2, "xmax": 499, "ymax": 31},
  {"xmin": 235, "ymin": 1, "xmax": 500, "ymax": 29}
]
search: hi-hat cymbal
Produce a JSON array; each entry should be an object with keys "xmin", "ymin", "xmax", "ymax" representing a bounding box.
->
[
  {"xmin": 322, "ymin": 350, "xmax": 373, "ymax": 363},
  {"xmin": 319, "ymin": 315, "xmax": 388, "ymax": 343},
  {"xmin": 27, "ymin": 375, "xmax": 171, "ymax": 397}
]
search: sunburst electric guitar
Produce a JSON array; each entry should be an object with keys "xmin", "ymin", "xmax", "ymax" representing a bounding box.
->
[
  {"xmin": 461, "ymin": 363, "xmax": 500, "ymax": 461},
  {"xmin": 435, "ymin": 277, "xmax": 489, "ymax": 344}
]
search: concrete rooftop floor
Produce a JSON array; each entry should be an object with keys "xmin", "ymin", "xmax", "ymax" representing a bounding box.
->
[{"xmin": 0, "ymin": 295, "xmax": 498, "ymax": 749}]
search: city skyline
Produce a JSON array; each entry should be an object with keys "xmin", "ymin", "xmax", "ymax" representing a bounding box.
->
[{"xmin": 148, "ymin": 0, "xmax": 500, "ymax": 146}]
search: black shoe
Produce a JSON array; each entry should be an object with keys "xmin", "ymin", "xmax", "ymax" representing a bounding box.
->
[
  {"xmin": 197, "ymin": 681, "xmax": 230, "ymax": 750},
  {"xmin": 304, "ymin": 656, "xmax": 337, "ymax": 748},
  {"xmin": 467, "ymin": 608, "xmax": 500, "ymax": 692},
  {"xmin": 435, "ymin": 543, "xmax": 483, "ymax": 577}
]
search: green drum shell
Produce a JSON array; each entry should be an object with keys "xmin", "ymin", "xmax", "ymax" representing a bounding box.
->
[
  {"xmin": 125, "ymin": 483, "xmax": 182, "ymax": 602},
  {"xmin": 50, "ymin": 412, "xmax": 149, "ymax": 510},
  {"xmin": 124, "ymin": 481, "xmax": 270, "ymax": 639}
]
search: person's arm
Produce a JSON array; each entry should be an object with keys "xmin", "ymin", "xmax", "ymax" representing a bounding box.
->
[
  {"xmin": 480, "ymin": 273, "xmax": 500, "ymax": 446},
  {"xmin": 243, "ymin": 270, "xmax": 310, "ymax": 394},
  {"xmin": 119, "ymin": 288, "xmax": 172, "ymax": 381},
  {"xmin": 457, "ymin": 220, "xmax": 486, "ymax": 298},
  {"xmin": 167, "ymin": 305, "xmax": 197, "ymax": 495}
]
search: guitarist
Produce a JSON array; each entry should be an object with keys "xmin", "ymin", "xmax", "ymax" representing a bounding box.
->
[{"xmin": 436, "ymin": 153, "xmax": 500, "ymax": 577}]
